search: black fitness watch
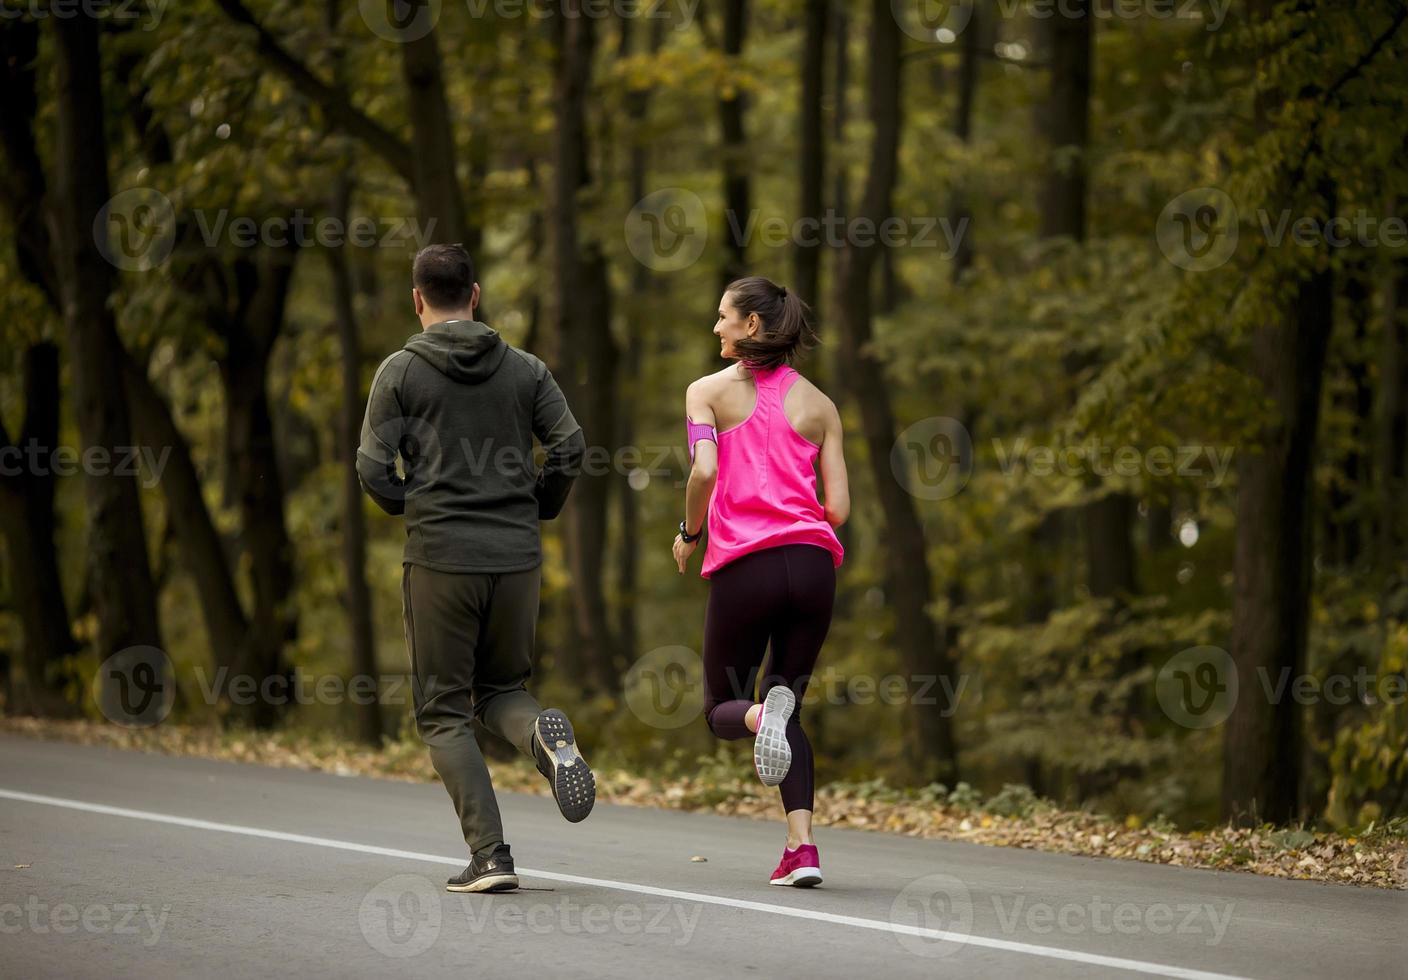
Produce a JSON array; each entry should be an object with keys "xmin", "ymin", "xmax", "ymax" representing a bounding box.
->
[{"xmin": 679, "ymin": 519, "xmax": 702, "ymax": 543}]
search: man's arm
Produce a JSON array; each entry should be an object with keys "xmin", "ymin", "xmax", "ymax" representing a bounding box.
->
[
  {"xmin": 531, "ymin": 361, "xmax": 584, "ymax": 520},
  {"xmin": 356, "ymin": 352, "xmax": 410, "ymax": 516}
]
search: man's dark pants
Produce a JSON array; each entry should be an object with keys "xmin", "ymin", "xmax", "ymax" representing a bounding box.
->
[{"xmin": 402, "ymin": 562, "xmax": 545, "ymax": 856}]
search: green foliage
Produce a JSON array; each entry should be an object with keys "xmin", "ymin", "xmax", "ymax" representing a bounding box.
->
[{"xmin": 1324, "ymin": 601, "xmax": 1408, "ymax": 829}]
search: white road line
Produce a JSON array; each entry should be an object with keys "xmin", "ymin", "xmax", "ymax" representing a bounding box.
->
[{"xmin": 0, "ymin": 787, "xmax": 1252, "ymax": 980}]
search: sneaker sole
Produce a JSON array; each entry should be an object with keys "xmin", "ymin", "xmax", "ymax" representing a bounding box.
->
[
  {"xmin": 535, "ymin": 709, "xmax": 596, "ymax": 823},
  {"xmin": 770, "ymin": 867, "xmax": 823, "ymax": 887},
  {"xmin": 446, "ymin": 873, "xmax": 519, "ymax": 894},
  {"xmin": 754, "ymin": 686, "xmax": 795, "ymax": 787}
]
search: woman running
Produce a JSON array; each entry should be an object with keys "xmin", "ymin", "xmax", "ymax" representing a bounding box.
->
[{"xmin": 672, "ymin": 276, "xmax": 848, "ymax": 887}]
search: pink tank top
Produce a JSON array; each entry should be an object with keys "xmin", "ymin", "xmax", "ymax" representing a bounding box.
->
[{"xmin": 701, "ymin": 365, "xmax": 845, "ymax": 578}]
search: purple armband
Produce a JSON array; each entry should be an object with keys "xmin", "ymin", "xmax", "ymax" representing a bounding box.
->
[{"xmin": 686, "ymin": 417, "xmax": 717, "ymax": 462}]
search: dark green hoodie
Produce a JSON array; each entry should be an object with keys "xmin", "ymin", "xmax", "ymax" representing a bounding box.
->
[{"xmin": 357, "ymin": 319, "xmax": 585, "ymax": 573}]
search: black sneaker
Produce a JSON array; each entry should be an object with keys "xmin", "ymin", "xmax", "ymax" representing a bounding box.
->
[
  {"xmin": 446, "ymin": 843, "xmax": 518, "ymax": 893},
  {"xmin": 532, "ymin": 709, "xmax": 595, "ymax": 823}
]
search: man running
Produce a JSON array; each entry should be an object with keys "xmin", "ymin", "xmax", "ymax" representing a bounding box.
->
[{"xmin": 358, "ymin": 243, "xmax": 595, "ymax": 893}]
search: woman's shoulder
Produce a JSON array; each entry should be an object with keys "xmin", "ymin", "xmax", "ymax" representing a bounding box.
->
[
  {"xmin": 687, "ymin": 365, "xmax": 740, "ymax": 393},
  {"xmin": 785, "ymin": 369, "xmax": 834, "ymax": 409}
]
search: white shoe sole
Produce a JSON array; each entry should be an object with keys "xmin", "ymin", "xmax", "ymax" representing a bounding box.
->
[
  {"xmin": 446, "ymin": 873, "xmax": 518, "ymax": 893},
  {"xmin": 770, "ymin": 867, "xmax": 822, "ymax": 887},
  {"xmin": 754, "ymin": 686, "xmax": 795, "ymax": 787}
]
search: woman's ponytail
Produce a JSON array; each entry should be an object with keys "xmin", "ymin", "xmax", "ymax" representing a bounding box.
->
[{"xmin": 727, "ymin": 276, "xmax": 817, "ymax": 370}]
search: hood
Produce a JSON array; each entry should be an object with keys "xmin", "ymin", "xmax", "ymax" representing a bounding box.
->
[{"xmin": 403, "ymin": 319, "xmax": 509, "ymax": 384}]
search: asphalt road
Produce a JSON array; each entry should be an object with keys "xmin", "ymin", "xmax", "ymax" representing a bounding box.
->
[{"xmin": 0, "ymin": 735, "xmax": 1402, "ymax": 979}]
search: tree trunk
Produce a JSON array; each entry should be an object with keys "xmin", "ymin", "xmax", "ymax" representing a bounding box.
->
[
  {"xmin": 718, "ymin": 0, "xmax": 751, "ymax": 289},
  {"xmin": 933, "ymin": 3, "xmax": 984, "ymax": 754},
  {"xmin": 1146, "ymin": 498, "xmax": 1173, "ymax": 552},
  {"xmin": 0, "ymin": 344, "xmax": 80, "ymax": 715},
  {"xmin": 217, "ymin": 248, "xmax": 299, "ymax": 727},
  {"xmin": 826, "ymin": 0, "xmax": 853, "ymax": 563},
  {"xmin": 107, "ymin": 53, "xmax": 275, "ymax": 705},
  {"xmin": 1221, "ymin": 0, "xmax": 1342, "ymax": 823},
  {"xmin": 0, "ymin": 22, "xmax": 78, "ymax": 715},
  {"xmin": 322, "ymin": 0, "xmax": 383, "ymax": 744},
  {"xmin": 121, "ymin": 353, "xmax": 250, "ymax": 681},
  {"xmin": 4, "ymin": 19, "xmax": 246, "ymax": 711},
  {"xmin": 1223, "ymin": 259, "xmax": 1333, "ymax": 826},
  {"xmin": 933, "ymin": 8, "xmax": 981, "ymax": 756},
  {"xmin": 949, "ymin": 1, "xmax": 979, "ymax": 284},
  {"xmin": 834, "ymin": 0, "xmax": 958, "ymax": 782},
  {"xmin": 794, "ymin": 0, "xmax": 828, "ymax": 310},
  {"xmin": 614, "ymin": 17, "xmax": 664, "ymax": 659},
  {"xmin": 1039, "ymin": 0, "xmax": 1137, "ymax": 603},
  {"xmin": 1085, "ymin": 494, "xmax": 1138, "ymax": 598},
  {"xmin": 1327, "ymin": 265, "xmax": 1372, "ymax": 567},
  {"xmin": 329, "ymin": 178, "xmax": 383, "ymax": 745},
  {"xmin": 400, "ymin": 25, "xmax": 472, "ymax": 249},
  {"xmin": 1379, "ymin": 247, "xmax": 1408, "ymax": 579},
  {"xmin": 0, "ymin": 18, "xmax": 58, "ymax": 306},
  {"xmin": 1037, "ymin": 1, "xmax": 1090, "ymax": 240},
  {"xmin": 1021, "ymin": 5, "xmax": 1076, "ymax": 782},
  {"xmin": 551, "ymin": 1, "xmax": 619, "ymax": 692},
  {"xmin": 46, "ymin": 13, "xmax": 164, "ymax": 672}
]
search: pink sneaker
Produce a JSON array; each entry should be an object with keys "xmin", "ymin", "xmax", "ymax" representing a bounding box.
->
[{"xmin": 769, "ymin": 843, "xmax": 822, "ymax": 887}]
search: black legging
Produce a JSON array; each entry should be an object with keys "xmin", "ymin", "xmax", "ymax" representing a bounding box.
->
[{"xmin": 703, "ymin": 544, "xmax": 836, "ymax": 813}]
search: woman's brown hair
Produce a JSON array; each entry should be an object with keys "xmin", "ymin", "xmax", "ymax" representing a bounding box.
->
[{"xmin": 726, "ymin": 276, "xmax": 817, "ymax": 370}]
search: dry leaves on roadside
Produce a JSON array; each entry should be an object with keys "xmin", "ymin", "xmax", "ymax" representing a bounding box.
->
[{"xmin": 5, "ymin": 717, "xmax": 1403, "ymax": 890}]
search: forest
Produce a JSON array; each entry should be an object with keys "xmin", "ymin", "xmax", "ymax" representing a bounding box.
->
[{"xmin": 1, "ymin": 0, "xmax": 1405, "ymax": 834}]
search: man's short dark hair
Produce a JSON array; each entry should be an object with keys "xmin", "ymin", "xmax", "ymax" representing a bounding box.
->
[{"xmin": 413, "ymin": 244, "xmax": 477, "ymax": 310}]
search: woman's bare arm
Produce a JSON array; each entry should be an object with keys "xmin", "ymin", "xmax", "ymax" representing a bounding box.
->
[
  {"xmin": 683, "ymin": 380, "xmax": 718, "ymax": 538},
  {"xmin": 818, "ymin": 400, "xmax": 849, "ymax": 526}
]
